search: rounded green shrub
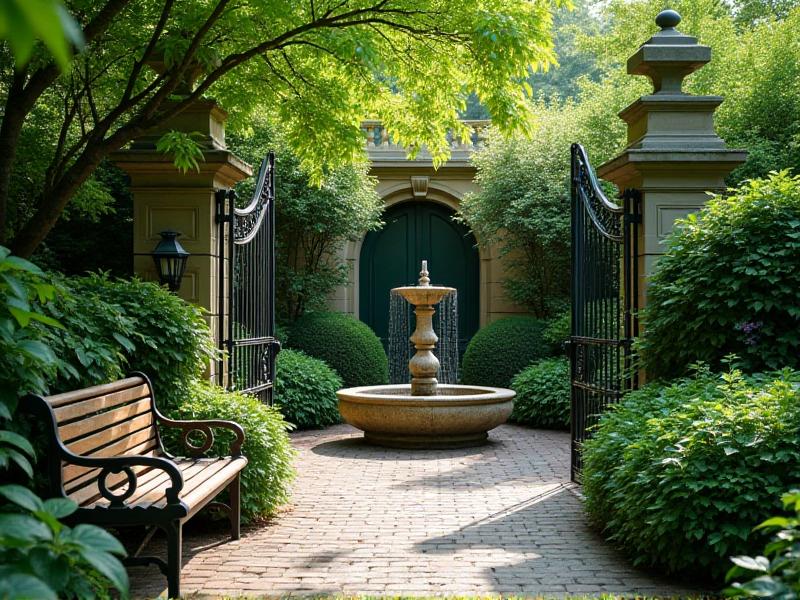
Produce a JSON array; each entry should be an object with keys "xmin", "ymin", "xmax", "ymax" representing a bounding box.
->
[
  {"xmin": 171, "ymin": 381, "xmax": 296, "ymax": 521},
  {"xmin": 288, "ymin": 312, "xmax": 388, "ymax": 387},
  {"xmin": 275, "ymin": 349, "xmax": 342, "ymax": 429},
  {"xmin": 583, "ymin": 366, "xmax": 800, "ymax": 581},
  {"xmin": 640, "ymin": 171, "xmax": 800, "ymax": 379},
  {"xmin": 461, "ymin": 316, "xmax": 551, "ymax": 388},
  {"xmin": 509, "ymin": 357, "xmax": 570, "ymax": 429}
]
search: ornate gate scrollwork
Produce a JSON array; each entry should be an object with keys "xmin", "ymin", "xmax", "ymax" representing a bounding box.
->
[
  {"xmin": 216, "ymin": 153, "xmax": 280, "ymax": 404},
  {"xmin": 569, "ymin": 143, "xmax": 640, "ymax": 482}
]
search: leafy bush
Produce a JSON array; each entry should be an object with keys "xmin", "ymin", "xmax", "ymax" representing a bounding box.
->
[
  {"xmin": 0, "ymin": 485, "xmax": 128, "ymax": 599},
  {"xmin": 229, "ymin": 117, "xmax": 383, "ymax": 322},
  {"xmin": 461, "ymin": 317, "xmax": 552, "ymax": 388},
  {"xmin": 583, "ymin": 366, "xmax": 800, "ymax": 581},
  {"xmin": 274, "ymin": 349, "xmax": 342, "ymax": 429},
  {"xmin": 543, "ymin": 309, "xmax": 570, "ymax": 349},
  {"xmin": 639, "ymin": 171, "xmax": 800, "ymax": 379},
  {"xmin": 0, "ymin": 247, "xmax": 129, "ymax": 599},
  {"xmin": 41, "ymin": 274, "xmax": 216, "ymax": 411},
  {"xmin": 509, "ymin": 357, "xmax": 570, "ymax": 429},
  {"xmin": 726, "ymin": 489, "xmax": 800, "ymax": 598},
  {"xmin": 171, "ymin": 381, "xmax": 295, "ymax": 521},
  {"xmin": 289, "ymin": 312, "xmax": 388, "ymax": 388}
]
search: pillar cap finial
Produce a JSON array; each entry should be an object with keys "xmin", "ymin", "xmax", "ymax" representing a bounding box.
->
[
  {"xmin": 627, "ymin": 8, "xmax": 711, "ymax": 94},
  {"xmin": 655, "ymin": 9, "xmax": 681, "ymax": 30}
]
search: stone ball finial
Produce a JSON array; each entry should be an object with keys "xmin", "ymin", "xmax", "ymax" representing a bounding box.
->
[{"xmin": 656, "ymin": 9, "xmax": 682, "ymax": 29}]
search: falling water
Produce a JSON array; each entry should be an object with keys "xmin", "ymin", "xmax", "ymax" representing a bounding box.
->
[{"xmin": 388, "ymin": 288, "xmax": 459, "ymax": 386}]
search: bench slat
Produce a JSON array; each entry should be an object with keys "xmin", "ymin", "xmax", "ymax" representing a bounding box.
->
[
  {"xmin": 48, "ymin": 378, "xmax": 147, "ymax": 410},
  {"xmin": 65, "ymin": 412, "xmax": 155, "ymax": 456},
  {"xmin": 59, "ymin": 397, "xmax": 152, "ymax": 442}
]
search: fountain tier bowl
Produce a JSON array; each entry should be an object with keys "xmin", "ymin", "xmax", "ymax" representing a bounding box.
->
[{"xmin": 337, "ymin": 384, "xmax": 515, "ymax": 449}]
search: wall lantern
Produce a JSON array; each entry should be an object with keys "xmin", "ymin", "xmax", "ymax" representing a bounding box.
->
[{"xmin": 151, "ymin": 230, "xmax": 190, "ymax": 292}]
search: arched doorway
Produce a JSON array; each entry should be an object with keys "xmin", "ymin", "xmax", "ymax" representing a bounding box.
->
[{"xmin": 359, "ymin": 201, "xmax": 479, "ymax": 355}]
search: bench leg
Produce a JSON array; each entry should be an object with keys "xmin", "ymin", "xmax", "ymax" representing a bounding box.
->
[
  {"xmin": 228, "ymin": 473, "xmax": 241, "ymax": 540},
  {"xmin": 165, "ymin": 520, "xmax": 182, "ymax": 599}
]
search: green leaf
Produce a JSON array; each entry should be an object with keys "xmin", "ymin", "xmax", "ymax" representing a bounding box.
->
[
  {"xmin": 4, "ymin": 447, "xmax": 33, "ymax": 478},
  {"xmin": 0, "ymin": 429, "xmax": 36, "ymax": 457},
  {"xmin": 0, "ymin": 513, "xmax": 52, "ymax": 542},
  {"xmin": 79, "ymin": 548, "xmax": 129, "ymax": 595},
  {"xmin": 0, "ymin": 573, "xmax": 57, "ymax": 600},
  {"xmin": 0, "ymin": 484, "xmax": 43, "ymax": 512},
  {"xmin": 730, "ymin": 555, "xmax": 770, "ymax": 573},
  {"xmin": 42, "ymin": 497, "xmax": 77, "ymax": 519},
  {"xmin": 28, "ymin": 547, "xmax": 70, "ymax": 591},
  {"xmin": 69, "ymin": 523, "xmax": 127, "ymax": 555}
]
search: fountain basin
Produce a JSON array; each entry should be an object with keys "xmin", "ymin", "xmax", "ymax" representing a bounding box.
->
[{"xmin": 337, "ymin": 384, "xmax": 515, "ymax": 449}]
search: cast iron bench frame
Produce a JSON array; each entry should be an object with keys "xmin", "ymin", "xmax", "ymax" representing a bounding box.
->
[{"xmin": 24, "ymin": 372, "xmax": 247, "ymax": 599}]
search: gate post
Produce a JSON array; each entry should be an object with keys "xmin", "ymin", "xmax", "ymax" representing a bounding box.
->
[
  {"xmin": 597, "ymin": 10, "xmax": 746, "ymax": 338},
  {"xmin": 111, "ymin": 100, "xmax": 252, "ymax": 380}
]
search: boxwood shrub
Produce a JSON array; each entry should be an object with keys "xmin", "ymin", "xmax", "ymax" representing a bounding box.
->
[
  {"xmin": 461, "ymin": 316, "xmax": 551, "ymax": 388},
  {"xmin": 288, "ymin": 312, "xmax": 388, "ymax": 387},
  {"xmin": 639, "ymin": 171, "xmax": 800, "ymax": 379},
  {"xmin": 171, "ymin": 381, "xmax": 296, "ymax": 521},
  {"xmin": 583, "ymin": 366, "xmax": 800, "ymax": 581},
  {"xmin": 509, "ymin": 357, "xmax": 570, "ymax": 429},
  {"xmin": 275, "ymin": 349, "xmax": 342, "ymax": 429}
]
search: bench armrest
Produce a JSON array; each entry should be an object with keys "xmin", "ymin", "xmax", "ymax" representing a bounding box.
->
[
  {"xmin": 60, "ymin": 451, "xmax": 184, "ymax": 508},
  {"xmin": 156, "ymin": 414, "xmax": 245, "ymax": 458}
]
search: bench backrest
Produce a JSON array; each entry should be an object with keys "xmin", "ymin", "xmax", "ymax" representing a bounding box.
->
[{"xmin": 42, "ymin": 376, "xmax": 161, "ymax": 498}]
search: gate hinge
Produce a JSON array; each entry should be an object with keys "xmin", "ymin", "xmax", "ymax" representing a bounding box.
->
[
  {"xmin": 215, "ymin": 188, "xmax": 233, "ymax": 223},
  {"xmin": 624, "ymin": 213, "xmax": 642, "ymax": 225}
]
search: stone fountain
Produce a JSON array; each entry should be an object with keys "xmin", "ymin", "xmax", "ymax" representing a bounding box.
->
[{"xmin": 337, "ymin": 261, "xmax": 514, "ymax": 448}]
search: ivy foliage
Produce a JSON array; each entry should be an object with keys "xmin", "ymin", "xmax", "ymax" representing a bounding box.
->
[
  {"xmin": 461, "ymin": 316, "xmax": 553, "ymax": 388},
  {"xmin": 583, "ymin": 366, "xmax": 800, "ymax": 581},
  {"xmin": 726, "ymin": 489, "xmax": 800, "ymax": 599},
  {"xmin": 509, "ymin": 357, "xmax": 570, "ymax": 430},
  {"xmin": 171, "ymin": 381, "xmax": 296, "ymax": 521},
  {"xmin": 228, "ymin": 116, "xmax": 383, "ymax": 323},
  {"xmin": 289, "ymin": 312, "xmax": 388, "ymax": 388},
  {"xmin": 639, "ymin": 171, "xmax": 800, "ymax": 379},
  {"xmin": 274, "ymin": 349, "xmax": 342, "ymax": 430}
]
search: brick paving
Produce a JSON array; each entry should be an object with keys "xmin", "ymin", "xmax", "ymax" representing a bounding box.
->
[{"xmin": 129, "ymin": 423, "xmax": 699, "ymax": 598}]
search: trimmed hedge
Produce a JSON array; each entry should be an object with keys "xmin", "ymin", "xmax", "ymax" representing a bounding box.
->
[
  {"xmin": 509, "ymin": 357, "xmax": 570, "ymax": 429},
  {"xmin": 172, "ymin": 381, "xmax": 296, "ymax": 520},
  {"xmin": 461, "ymin": 316, "xmax": 551, "ymax": 388},
  {"xmin": 275, "ymin": 349, "xmax": 342, "ymax": 429},
  {"xmin": 583, "ymin": 366, "xmax": 800, "ymax": 581},
  {"xmin": 288, "ymin": 312, "xmax": 388, "ymax": 387}
]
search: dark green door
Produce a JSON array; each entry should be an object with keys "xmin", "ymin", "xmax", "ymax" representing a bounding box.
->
[{"xmin": 360, "ymin": 201, "xmax": 479, "ymax": 355}]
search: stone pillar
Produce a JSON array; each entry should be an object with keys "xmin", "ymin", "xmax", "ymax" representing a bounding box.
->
[
  {"xmin": 111, "ymin": 100, "xmax": 252, "ymax": 380},
  {"xmin": 597, "ymin": 10, "xmax": 746, "ymax": 311}
]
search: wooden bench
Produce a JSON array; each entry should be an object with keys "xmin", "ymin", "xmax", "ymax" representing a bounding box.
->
[{"xmin": 24, "ymin": 373, "xmax": 247, "ymax": 599}]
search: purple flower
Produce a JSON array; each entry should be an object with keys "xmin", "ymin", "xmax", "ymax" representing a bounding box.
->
[{"xmin": 735, "ymin": 321, "xmax": 763, "ymax": 346}]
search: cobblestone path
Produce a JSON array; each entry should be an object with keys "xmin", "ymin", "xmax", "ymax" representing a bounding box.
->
[{"xmin": 130, "ymin": 424, "xmax": 697, "ymax": 598}]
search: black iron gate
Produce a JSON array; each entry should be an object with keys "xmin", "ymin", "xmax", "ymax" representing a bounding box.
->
[
  {"xmin": 216, "ymin": 152, "xmax": 280, "ymax": 404},
  {"xmin": 569, "ymin": 143, "xmax": 640, "ymax": 482}
]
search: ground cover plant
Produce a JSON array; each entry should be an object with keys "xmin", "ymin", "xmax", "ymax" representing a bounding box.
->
[
  {"xmin": 509, "ymin": 357, "xmax": 570, "ymax": 429},
  {"xmin": 583, "ymin": 365, "xmax": 800, "ymax": 581},
  {"xmin": 275, "ymin": 349, "xmax": 342, "ymax": 430},
  {"xmin": 639, "ymin": 171, "xmax": 800, "ymax": 379},
  {"xmin": 461, "ymin": 316, "xmax": 553, "ymax": 388},
  {"xmin": 289, "ymin": 312, "xmax": 388, "ymax": 388}
]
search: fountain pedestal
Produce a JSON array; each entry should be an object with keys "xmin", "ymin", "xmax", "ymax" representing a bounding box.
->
[{"xmin": 337, "ymin": 262, "xmax": 515, "ymax": 449}]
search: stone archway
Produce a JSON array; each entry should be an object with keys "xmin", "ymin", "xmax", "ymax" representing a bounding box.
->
[{"xmin": 358, "ymin": 199, "xmax": 480, "ymax": 354}]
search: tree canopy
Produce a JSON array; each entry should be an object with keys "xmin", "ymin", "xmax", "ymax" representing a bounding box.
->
[{"xmin": 0, "ymin": 0, "xmax": 565, "ymax": 257}]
